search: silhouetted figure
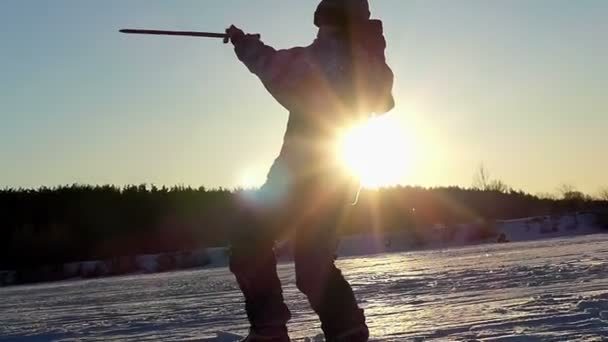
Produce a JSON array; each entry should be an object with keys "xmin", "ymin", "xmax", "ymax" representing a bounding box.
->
[{"xmin": 226, "ymin": 1, "xmax": 394, "ymax": 341}]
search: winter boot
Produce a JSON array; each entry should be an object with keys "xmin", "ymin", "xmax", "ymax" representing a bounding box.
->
[
  {"xmin": 327, "ymin": 325, "xmax": 369, "ymax": 342},
  {"xmin": 240, "ymin": 326, "xmax": 291, "ymax": 342}
]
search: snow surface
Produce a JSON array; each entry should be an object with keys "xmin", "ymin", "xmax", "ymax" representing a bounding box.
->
[{"xmin": 1, "ymin": 234, "xmax": 607, "ymax": 341}]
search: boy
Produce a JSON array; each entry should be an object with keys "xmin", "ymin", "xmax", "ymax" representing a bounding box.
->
[{"xmin": 227, "ymin": 1, "xmax": 394, "ymax": 341}]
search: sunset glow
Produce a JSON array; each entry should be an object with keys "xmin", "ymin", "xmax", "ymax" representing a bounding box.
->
[{"xmin": 337, "ymin": 115, "xmax": 412, "ymax": 188}]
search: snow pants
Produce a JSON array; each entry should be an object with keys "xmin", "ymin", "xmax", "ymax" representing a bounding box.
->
[{"xmin": 229, "ymin": 157, "xmax": 366, "ymax": 339}]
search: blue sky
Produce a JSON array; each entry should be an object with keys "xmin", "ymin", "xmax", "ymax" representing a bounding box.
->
[{"xmin": 1, "ymin": 0, "xmax": 607, "ymax": 194}]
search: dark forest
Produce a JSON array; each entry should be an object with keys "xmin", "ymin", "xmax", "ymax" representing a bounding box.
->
[{"xmin": 1, "ymin": 184, "xmax": 606, "ymax": 270}]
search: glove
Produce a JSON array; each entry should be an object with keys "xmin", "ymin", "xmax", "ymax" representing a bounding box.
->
[
  {"xmin": 226, "ymin": 25, "xmax": 245, "ymax": 45},
  {"xmin": 226, "ymin": 25, "xmax": 261, "ymax": 45}
]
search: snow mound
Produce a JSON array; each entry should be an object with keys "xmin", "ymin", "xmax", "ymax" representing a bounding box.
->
[{"xmin": 496, "ymin": 212, "xmax": 603, "ymax": 242}]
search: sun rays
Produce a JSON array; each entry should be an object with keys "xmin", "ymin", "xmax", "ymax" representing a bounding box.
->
[{"xmin": 336, "ymin": 114, "xmax": 412, "ymax": 189}]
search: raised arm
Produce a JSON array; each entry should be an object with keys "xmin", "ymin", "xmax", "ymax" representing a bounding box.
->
[{"xmin": 226, "ymin": 25, "xmax": 310, "ymax": 110}]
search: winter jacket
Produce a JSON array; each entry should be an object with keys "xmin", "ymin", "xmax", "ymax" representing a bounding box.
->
[{"xmin": 233, "ymin": 20, "xmax": 394, "ymax": 189}]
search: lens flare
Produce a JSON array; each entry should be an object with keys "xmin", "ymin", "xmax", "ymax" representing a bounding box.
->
[{"xmin": 337, "ymin": 115, "xmax": 411, "ymax": 188}]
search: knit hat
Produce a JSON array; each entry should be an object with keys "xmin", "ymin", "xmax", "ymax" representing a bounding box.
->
[{"xmin": 314, "ymin": 0, "xmax": 371, "ymax": 28}]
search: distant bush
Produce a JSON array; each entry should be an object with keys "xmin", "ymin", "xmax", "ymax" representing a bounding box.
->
[{"xmin": 598, "ymin": 187, "xmax": 608, "ymax": 202}]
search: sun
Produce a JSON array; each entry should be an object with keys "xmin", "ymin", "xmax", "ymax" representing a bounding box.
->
[{"xmin": 337, "ymin": 115, "xmax": 411, "ymax": 188}]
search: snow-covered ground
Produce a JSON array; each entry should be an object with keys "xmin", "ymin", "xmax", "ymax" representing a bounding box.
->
[{"xmin": 1, "ymin": 234, "xmax": 607, "ymax": 341}]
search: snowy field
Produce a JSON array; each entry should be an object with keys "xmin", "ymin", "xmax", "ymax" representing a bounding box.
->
[{"xmin": 1, "ymin": 234, "xmax": 607, "ymax": 342}]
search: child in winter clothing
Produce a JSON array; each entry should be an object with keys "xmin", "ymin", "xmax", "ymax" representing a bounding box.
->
[{"xmin": 227, "ymin": 1, "xmax": 394, "ymax": 341}]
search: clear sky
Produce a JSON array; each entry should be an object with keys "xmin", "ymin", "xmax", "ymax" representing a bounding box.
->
[{"xmin": 1, "ymin": 0, "xmax": 606, "ymax": 194}]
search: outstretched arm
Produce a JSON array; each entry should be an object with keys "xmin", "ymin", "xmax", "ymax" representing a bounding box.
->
[{"xmin": 226, "ymin": 25, "xmax": 310, "ymax": 109}]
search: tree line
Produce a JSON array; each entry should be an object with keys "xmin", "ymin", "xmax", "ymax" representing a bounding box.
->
[{"xmin": 1, "ymin": 183, "xmax": 607, "ymax": 270}]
